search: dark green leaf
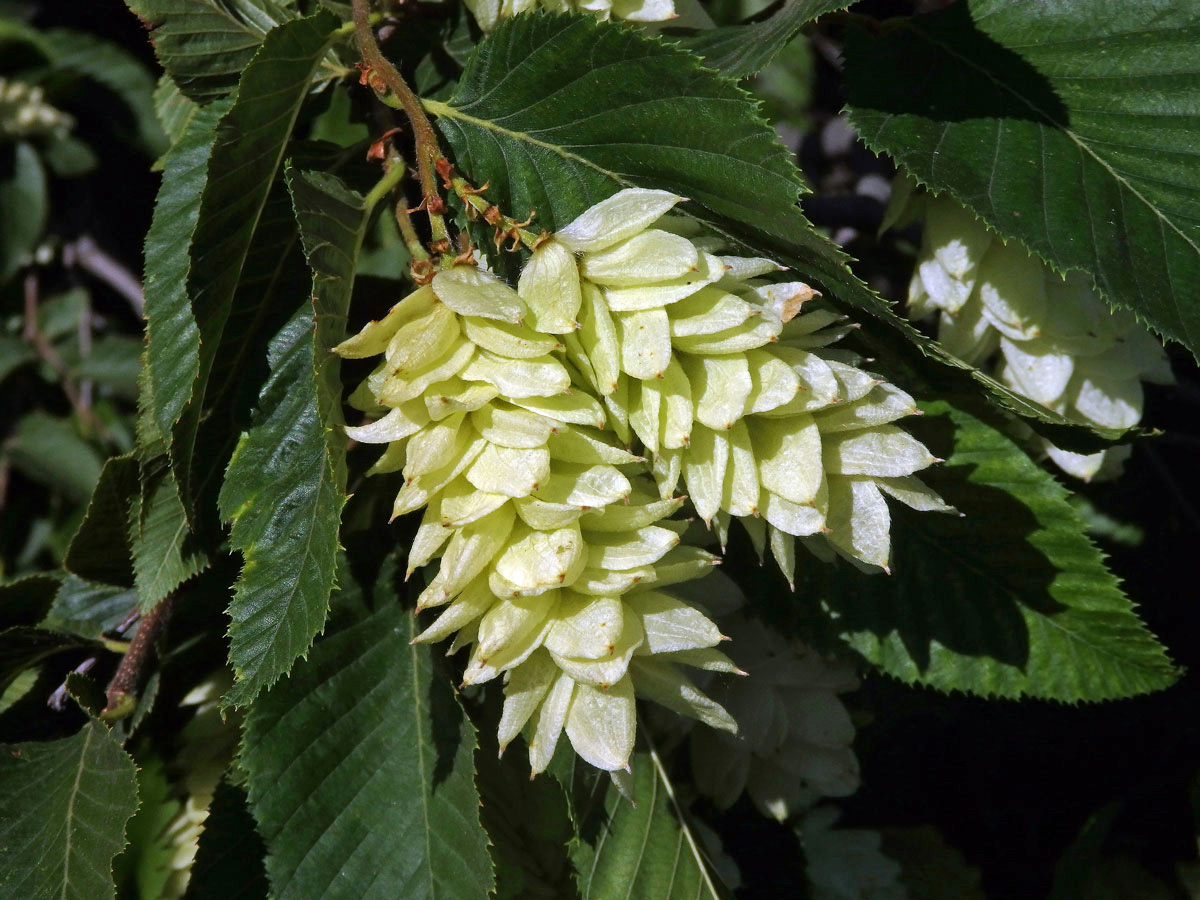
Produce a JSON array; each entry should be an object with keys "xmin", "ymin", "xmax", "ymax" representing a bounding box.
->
[
  {"xmin": 3, "ymin": 413, "xmax": 104, "ymax": 502},
  {"xmin": 151, "ymin": 74, "xmax": 197, "ymax": 152},
  {"xmin": 123, "ymin": 0, "xmax": 300, "ymax": 103},
  {"xmin": 242, "ymin": 592, "xmax": 493, "ymax": 900},
  {"xmin": 64, "ymin": 452, "xmax": 138, "ymax": 588},
  {"xmin": 0, "ymin": 721, "xmax": 140, "ymax": 900},
  {"xmin": 432, "ymin": 14, "xmax": 1125, "ymax": 448},
  {"xmin": 0, "ymin": 627, "xmax": 96, "ymax": 695},
  {"xmin": 818, "ymin": 400, "xmax": 1178, "ymax": 700},
  {"xmin": 131, "ymin": 465, "xmax": 208, "ymax": 612},
  {"xmin": 140, "ymin": 100, "xmax": 227, "ymax": 442},
  {"xmin": 844, "ymin": 1, "xmax": 1200, "ymax": 359},
  {"xmin": 0, "ymin": 574, "xmax": 62, "ymax": 630},
  {"xmin": 569, "ymin": 748, "xmax": 722, "ymax": 900},
  {"xmin": 43, "ymin": 577, "xmax": 136, "ymax": 640},
  {"xmin": 680, "ymin": 0, "xmax": 848, "ymax": 79},
  {"xmin": 170, "ymin": 11, "xmax": 340, "ymax": 523},
  {"xmin": 217, "ymin": 167, "xmax": 376, "ymax": 707},
  {"xmin": 183, "ymin": 781, "xmax": 269, "ymax": 900},
  {"xmin": 0, "ymin": 141, "xmax": 47, "ymax": 284}
]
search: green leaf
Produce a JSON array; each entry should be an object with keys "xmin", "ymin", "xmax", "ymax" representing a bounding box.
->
[
  {"xmin": 843, "ymin": 1, "xmax": 1200, "ymax": 359},
  {"xmin": 151, "ymin": 74, "xmax": 197, "ymax": 152},
  {"xmin": 3, "ymin": 413, "xmax": 104, "ymax": 502},
  {"xmin": 569, "ymin": 748, "xmax": 723, "ymax": 900},
  {"xmin": 64, "ymin": 453, "xmax": 139, "ymax": 588},
  {"xmin": 0, "ymin": 627, "xmax": 97, "ymax": 695},
  {"xmin": 183, "ymin": 781, "xmax": 269, "ymax": 900},
  {"xmin": 430, "ymin": 14, "xmax": 1125, "ymax": 449},
  {"xmin": 217, "ymin": 167, "xmax": 376, "ymax": 707},
  {"xmin": 170, "ymin": 11, "xmax": 340, "ymax": 523},
  {"xmin": 0, "ymin": 574, "xmax": 62, "ymax": 630},
  {"xmin": 0, "ymin": 141, "xmax": 47, "ymax": 284},
  {"xmin": 123, "ymin": 0, "xmax": 300, "ymax": 103},
  {"xmin": 0, "ymin": 721, "xmax": 140, "ymax": 900},
  {"xmin": 131, "ymin": 465, "xmax": 208, "ymax": 612},
  {"xmin": 140, "ymin": 99, "xmax": 227, "ymax": 442},
  {"xmin": 818, "ymin": 400, "xmax": 1178, "ymax": 701},
  {"xmin": 241, "ymin": 591, "xmax": 493, "ymax": 900},
  {"xmin": 42, "ymin": 577, "xmax": 136, "ymax": 640},
  {"xmin": 680, "ymin": 0, "xmax": 849, "ymax": 79}
]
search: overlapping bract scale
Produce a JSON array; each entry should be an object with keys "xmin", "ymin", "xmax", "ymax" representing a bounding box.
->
[
  {"xmin": 463, "ymin": 0, "xmax": 675, "ymax": 32},
  {"xmin": 892, "ymin": 182, "xmax": 1172, "ymax": 480},
  {"xmin": 524, "ymin": 188, "xmax": 949, "ymax": 579},
  {"xmin": 336, "ymin": 262, "xmax": 735, "ymax": 774}
]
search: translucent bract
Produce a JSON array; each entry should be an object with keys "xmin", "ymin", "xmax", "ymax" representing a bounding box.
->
[
  {"xmin": 337, "ymin": 258, "xmax": 733, "ymax": 774},
  {"xmin": 540, "ymin": 188, "xmax": 949, "ymax": 578},
  {"xmin": 894, "ymin": 182, "xmax": 1172, "ymax": 480}
]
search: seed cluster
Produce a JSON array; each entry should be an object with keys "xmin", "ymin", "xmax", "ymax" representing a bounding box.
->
[{"xmin": 337, "ymin": 189, "xmax": 943, "ymax": 772}]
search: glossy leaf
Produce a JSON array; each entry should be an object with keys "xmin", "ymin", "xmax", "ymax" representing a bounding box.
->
[
  {"xmin": 169, "ymin": 11, "xmax": 338, "ymax": 523},
  {"xmin": 131, "ymin": 465, "xmax": 207, "ymax": 612},
  {"xmin": 140, "ymin": 99, "xmax": 226, "ymax": 442},
  {"xmin": 217, "ymin": 168, "xmax": 372, "ymax": 708},
  {"xmin": 819, "ymin": 400, "xmax": 1178, "ymax": 700},
  {"xmin": 844, "ymin": 0, "xmax": 1200, "ymax": 359},
  {"xmin": 0, "ymin": 721, "xmax": 140, "ymax": 900},
  {"xmin": 123, "ymin": 0, "xmax": 300, "ymax": 103}
]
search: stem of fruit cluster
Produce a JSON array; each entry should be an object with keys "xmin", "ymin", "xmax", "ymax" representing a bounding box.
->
[
  {"xmin": 446, "ymin": 171, "xmax": 545, "ymax": 251},
  {"xmin": 351, "ymin": 0, "xmax": 449, "ymax": 248},
  {"xmin": 100, "ymin": 595, "xmax": 176, "ymax": 720}
]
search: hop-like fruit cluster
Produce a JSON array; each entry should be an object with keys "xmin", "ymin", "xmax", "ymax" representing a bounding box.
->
[
  {"xmin": 338, "ymin": 262, "xmax": 737, "ymax": 774},
  {"xmin": 522, "ymin": 189, "xmax": 949, "ymax": 576},
  {"xmin": 893, "ymin": 181, "xmax": 1172, "ymax": 480},
  {"xmin": 688, "ymin": 614, "xmax": 861, "ymax": 822},
  {"xmin": 0, "ymin": 77, "xmax": 72, "ymax": 140},
  {"xmin": 463, "ymin": 0, "xmax": 674, "ymax": 31},
  {"xmin": 339, "ymin": 188, "xmax": 947, "ymax": 773}
]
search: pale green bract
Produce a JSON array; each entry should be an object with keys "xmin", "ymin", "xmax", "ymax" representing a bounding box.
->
[
  {"xmin": 891, "ymin": 180, "xmax": 1173, "ymax": 481},
  {"xmin": 336, "ymin": 260, "xmax": 735, "ymax": 775},
  {"xmin": 529, "ymin": 188, "xmax": 950, "ymax": 577},
  {"xmin": 462, "ymin": 0, "xmax": 675, "ymax": 33}
]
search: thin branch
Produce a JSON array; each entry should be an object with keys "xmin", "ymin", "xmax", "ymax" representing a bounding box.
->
[
  {"xmin": 62, "ymin": 235, "xmax": 144, "ymax": 316},
  {"xmin": 22, "ymin": 270, "xmax": 103, "ymax": 434},
  {"xmin": 101, "ymin": 595, "xmax": 176, "ymax": 720},
  {"xmin": 352, "ymin": 0, "xmax": 449, "ymax": 247}
]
